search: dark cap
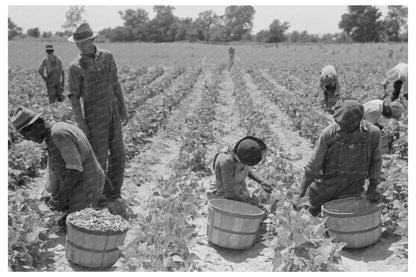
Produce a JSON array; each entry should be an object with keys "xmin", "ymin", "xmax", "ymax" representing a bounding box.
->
[
  {"xmin": 333, "ymin": 100, "xmax": 364, "ymax": 131},
  {"xmin": 234, "ymin": 136, "xmax": 267, "ymax": 166}
]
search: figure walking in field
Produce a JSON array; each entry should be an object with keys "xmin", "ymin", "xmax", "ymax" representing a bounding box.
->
[
  {"xmin": 300, "ymin": 100, "xmax": 382, "ymax": 216},
  {"xmin": 38, "ymin": 44, "xmax": 65, "ymax": 104},
  {"xmin": 11, "ymin": 106, "xmax": 105, "ymax": 213},
  {"xmin": 207, "ymin": 136, "xmax": 273, "ymax": 206},
  {"xmin": 381, "ymin": 62, "xmax": 408, "ymax": 101},
  {"xmin": 319, "ymin": 65, "xmax": 340, "ymax": 113},
  {"xmin": 228, "ymin": 45, "xmax": 235, "ymax": 72},
  {"xmin": 67, "ymin": 23, "xmax": 128, "ymax": 201}
]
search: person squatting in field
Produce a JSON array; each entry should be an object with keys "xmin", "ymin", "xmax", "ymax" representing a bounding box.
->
[
  {"xmin": 300, "ymin": 100, "xmax": 382, "ymax": 216},
  {"xmin": 381, "ymin": 62, "xmax": 408, "ymax": 101},
  {"xmin": 207, "ymin": 136, "xmax": 273, "ymax": 206},
  {"xmin": 67, "ymin": 23, "xmax": 128, "ymax": 201},
  {"xmin": 38, "ymin": 44, "xmax": 65, "ymax": 104},
  {"xmin": 363, "ymin": 98, "xmax": 404, "ymax": 130},
  {"xmin": 319, "ymin": 65, "xmax": 340, "ymax": 113},
  {"xmin": 11, "ymin": 106, "xmax": 105, "ymax": 213}
]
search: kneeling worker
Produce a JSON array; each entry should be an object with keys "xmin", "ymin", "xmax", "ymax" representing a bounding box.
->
[
  {"xmin": 300, "ymin": 100, "xmax": 382, "ymax": 216},
  {"xmin": 363, "ymin": 98, "xmax": 403, "ymax": 129},
  {"xmin": 208, "ymin": 136, "xmax": 272, "ymax": 206}
]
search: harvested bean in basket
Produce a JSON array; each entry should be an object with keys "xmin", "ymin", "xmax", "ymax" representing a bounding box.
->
[{"xmin": 67, "ymin": 208, "xmax": 130, "ymax": 232}]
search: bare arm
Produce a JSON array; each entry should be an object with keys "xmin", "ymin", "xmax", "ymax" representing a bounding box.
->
[{"xmin": 69, "ymin": 96, "xmax": 89, "ymax": 137}]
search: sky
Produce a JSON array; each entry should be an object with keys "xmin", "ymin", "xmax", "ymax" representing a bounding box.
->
[{"xmin": 8, "ymin": 3, "xmax": 392, "ymax": 35}]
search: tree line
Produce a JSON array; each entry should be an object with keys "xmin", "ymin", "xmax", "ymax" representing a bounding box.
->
[{"xmin": 9, "ymin": 5, "xmax": 408, "ymax": 43}]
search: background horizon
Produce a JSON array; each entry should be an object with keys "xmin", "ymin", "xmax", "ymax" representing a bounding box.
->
[{"xmin": 8, "ymin": 5, "xmax": 390, "ymax": 35}]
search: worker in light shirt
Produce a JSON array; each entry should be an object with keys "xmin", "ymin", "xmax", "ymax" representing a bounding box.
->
[
  {"xmin": 382, "ymin": 62, "xmax": 408, "ymax": 101},
  {"xmin": 363, "ymin": 99, "xmax": 404, "ymax": 130},
  {"xmin": 319, "ymin": 65, "xmax": 340, "ymax": 113}
]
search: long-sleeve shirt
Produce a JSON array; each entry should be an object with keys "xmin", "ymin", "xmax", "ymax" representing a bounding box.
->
[
  {"xmin": 38, "ymin": 55, "xmax": 63, "ymax": 86},
  {"xmin": 210, "ymin": 146, "xmax": 266, "ymax": 202},
  {"xmin": 363, "ymin": 99, "xmax": 384, "ymax": 124},
  {"xmin": 303, "ymin": 120, "xmax": 382, "ymax": 197}
]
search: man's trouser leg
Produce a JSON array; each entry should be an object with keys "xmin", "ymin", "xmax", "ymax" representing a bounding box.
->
[
  {"xmin": 47, "ymin": 86, "xmax": 57, "ymax": 103},
  {"xmin": 86, "ymin": 106, "xmax": 111, "ymax": 194},
  {"xmin": 106, "ymin": 109, "xmax": 125, "ymax": 200}
]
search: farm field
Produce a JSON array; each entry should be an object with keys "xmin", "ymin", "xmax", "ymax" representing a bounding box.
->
[{"xmin": 8, "ymin": 41, "xmax": 408, "ymax": 272}]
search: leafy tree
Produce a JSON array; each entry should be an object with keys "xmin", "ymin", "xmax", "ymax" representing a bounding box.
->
[
  {"xmin": 27, "ymin": 27, "xmax": 40, "ymax": 38},
  {"xmin": 268, "ymin": 19, "xmax": 290, "ymax": 42},
  {"xmin": 255, "ymin": 30, "xmax": 270, "ymax": 42},
  {"xmin": 118, "ymin": 8, "xmax": 149, "ymax": 41},
  {"xmin": 62, "ymin": 5, "xmax": 86, "ymax": 33},
  {"xmin": 208, "ymin": 22, "xmax": 228, "ymax": 42},
  {"xmin": 147, "ymin": 5, "xmax": 179, "ymax": 42},
  {"xmin": 8, "ymin": 18, "xmax": 22, "ymax": 40},
  {"xmin": 339, "ymin": 6, "xmax": 383, "ymax": 42},
  {"xmin": 42, "ymin": 31, "xmax": 53, "ymax": 38},
  {"xmin": 194, "ymin": 10, "xmax": 217, "ymax": 41},
  {"xmin": 119, "ymin": 8, "xmax": 149, "ymax": 28},
  {"xmin": 383, "ymin": 5, "xmax": 408, "ymax": 42},
  {"xmin": 224, "ymin": 5, "xmax": 255, "ymax": 41}
]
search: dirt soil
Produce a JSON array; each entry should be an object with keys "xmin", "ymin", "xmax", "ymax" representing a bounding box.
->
[{"xmin": 24, "ymin": 65, "xmax": 407, "ymax": 272}]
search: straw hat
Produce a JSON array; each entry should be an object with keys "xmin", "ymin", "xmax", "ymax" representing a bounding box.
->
[
  {"xmin": 11, "ymin": 106, "xmax": 42, "ymax": 132},
  {"xmin": 68, "ymin": 22, "xmax": 97, "ymax": 42}
]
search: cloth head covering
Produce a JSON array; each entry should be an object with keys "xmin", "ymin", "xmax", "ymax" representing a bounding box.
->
[
  {"xmin": 389, "ymin": 101, "xmax": 404, "ymax": 119},
  {"xmin": 386, "ymin": 68, "xmax": 401, "ymax": 83},
  {"xmin": 233, "ymin": 136, "xmax": 267, "ymax": 166},
  {"xmin": 11, "ymin": 106, "xmax": 42, "ymax": 132},
  {"xmin": 333, "ymin": 100, "xmax": 364, "ymax": 132},
  {"xmin": 68, "ymin": 22, "xmax": 96, "ymax": 42}
]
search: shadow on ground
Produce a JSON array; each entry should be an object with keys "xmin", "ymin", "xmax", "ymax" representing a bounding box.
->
[{"xmin": 340, "ymin": 234, "xmax": 402, "ymax": 262}]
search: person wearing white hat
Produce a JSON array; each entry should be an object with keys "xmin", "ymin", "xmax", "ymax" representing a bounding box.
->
[
  {"xmin": 38, "ymin": 44, "xmax": 65, "ymax": 104},
  {"xmin": 67, "ymin": 22, "xmax": 128, "ymax": 201},
  {"xmin": 10, "ymin": 106, "xmax": 105, "ymax": 213},
  {"xmin": 363, "ymin": 98, "xmax": 404, "ymax": 129},
  {"xmin": 319, "ymin": 65, "xmax": 340, "ymax": 113},
  {"xmin": 382, "ymin": 62, "xmax": 408, "ymax": 101}
]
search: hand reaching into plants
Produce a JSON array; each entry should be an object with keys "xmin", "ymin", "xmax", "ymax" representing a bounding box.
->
[
  {"xmin": 46, "ymin": 198, "xmax": 66, "ymax": 211},
  {"xmin": 261, "ymin": 181, "xmax": 273, "ymax": 193}
]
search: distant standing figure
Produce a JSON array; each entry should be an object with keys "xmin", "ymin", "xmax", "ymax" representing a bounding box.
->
[
  {"xmin": 67, "ymin": 23, "xmax": 128, "ymax": 201},
  {"xmin": 38, "ymin": 45, "xmax": 65, "ymax": 104},
  {"xmin": 228, "ymin": 45, "xmax": 235, "ymax": 72},
  {"xmin": 382, "ymin": 62, "xmax": 408, "ymax": 101},
  {"xmin": 319, "ymin": 65, "xmax": 340, "ymax": 113}
]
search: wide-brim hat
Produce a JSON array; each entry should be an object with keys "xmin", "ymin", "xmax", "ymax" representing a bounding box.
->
[
  {"xmin": 45, "ymin": 44, "xmax": 54, "ymax": 51},
  {"xmin": 68, "ymin": 22, "xmax": 97, "ymax": 42},
  {"xmin": 11, "ymin": 106, "xmax": 42, "ymax": 132},
  {"xmin": 233, "ymin": 136, "xmax": 267, "ymax": 166}
]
